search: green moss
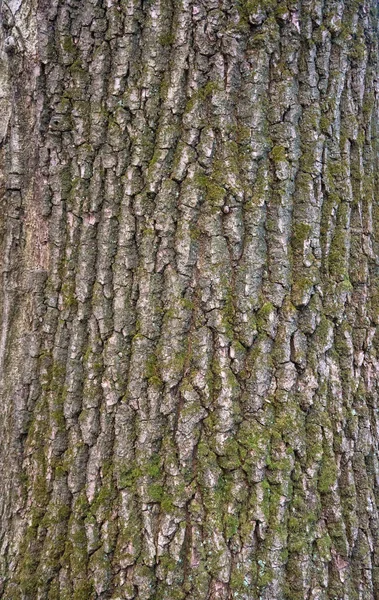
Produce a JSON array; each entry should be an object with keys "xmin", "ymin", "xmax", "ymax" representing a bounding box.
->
[
  {"xmin": 19, "ymin": 565, "xmax": 39, "ymax": 595},
  {"xmin": 362, "ymin": 92, "xmax": 375, "ymax": 118},
  {"xmin": 292, "ymin": 222, "xmax": 311, "ymax": 248},
  {"xmin": 261, "ymin": 479, "xmax": 271, "ymax": 521},
  {"xmin": 238, "ymin": 424, "xmax": 267, "ymax": 452},
  {"xmin": 258, "ymin": 563, "xmax": 275, "ymax": 588},
  {"xmin": 196, "ymin": 173, "xmax": 226, "ymax": 207},
  {"xmin": 73, "ymin": 581, "xmax": 94, "ymax": 600},
  {"xmin": 340, "ymin": 276, "xmax": 353, "ymax": 292},
  {"xmin": 61, "ymin": 36, "xmax": 77, "ymax": 55},
  {"xmin": 158, "ymin": 555, "xmax": 177, "ymax": 575},
  {"xmin": 118, "ymin": 465, "xmax": 142, "ymax": 490},
  {"xmin": 246, "ymin": 162, "xmax": 269, "ymax": 208},
  {"xmin": 91, "ymin": 481, "xmax": 116, "ymax": 516},
  {"xmin": 198, "ymin": 81, "xmax": 221, "ymax": 100},
  {"xmin": 65, "ymin": 522, "xmax": 88, "ymax": 577},
  {"xmin": 256, "ymin": 301, "xmax": 275, "ymax": 332},
  {"xmin": 266, "ymin": 452, "xmax": 292, "ymax": 474},
  {"xmin": 145, "ymin": 476, "xmax": 175, "ymax": 510},
  {"xmin": 219, "ymin": 280, "xmax": 236, "ymax": 338},
  {"xmin": 291, "ymin": 276, "xmax": 314, "ymax": 306},
  {"xmin": 237, "ymin": 0, "xmax": 276, "ymax": 21},
  {"xmin": 234, "ymin": 123, "xmax": 252, "ymax": 145},
  {"xmin": 146, "ymin": 455, "xmax": 161, "ymax": 478},
  {"xmin": 54, "ymin": 461, "xmax": 69, "ymax": 479},
  {"xmin": 33, "ymin": 469, "xmax": 49, "ymax": 510},
  {"xmin": 17, "ymin": 522, "xmax": 42, "ymax": 595},
  {"xmin": 349, "ymin": 34, "xmax": 366, "ymax": 61},
  {"xmin": 230, "ymin": 567, "xmax": 250, "ymax": 593},
  {"xmin": 224, "ymin": 513, "xmax": 239, "ymax": 539},
  {"xmin": 328, "ymin": 161, "xmax": 346, "ymax": 180},
  {"xmin": 180, "ymin": 297, "xmax": 195, "ymax": 311},
  {"xmin": 160, "ymin": 495, "xmax": 174, "ymax": 513},
  {"xmin": 270, "ymin": 145, "xmax": 287, "ymax": 162},
  {"xmin": 166, "ymin": 344, "xmax": 188, "ymax": 377},
  {"xmin": 259, "ymin": 300, "xmax": 274, "ymax": 318},
  {"xmin": 275, "ymin": 2, "xmax": 288, "ymax": 18},
  {"xmin": 41, "ymin": 503, "xmax": 71, "ymax": 528},
  {"xmin": 59, "ymin": 167, "xmax": 74, "ymax": 198},
  {"xmin": 145, "ymin": 353, "xmax": 163, "ymax": 387},
  {"xmin": 318, "ymin": 453, "xmax": 338, "ymax": 494},
  {"xmin": 316, "ymin": 533, "xmax": 332, "ymax": 562},
  {"xmin": 159, "ymin": 77, "xmax": 170, "ymax": 101},
  {"xmin": 159, "ymin": 32, "xmax": 175, "ymax": 47},
  {"xmin": 328, "ymin": 228, "xmax": 347, "ymax": 279},
  {"xmin": 273, "ymin": 406, "xmax": 302, "ymax": 442},
  {"xmin": 70, "ymin": 59, "xmax": 86, "ymax": 76},
  {"xmin": 219, "ymin": 438, "xmax": 242, "ymax": 470},
  {"xmin": 47, "ymin": 580, "xmax": 60, "ymax": 600},
  {"xmin": 316, "ymin": 315, "xmax": 333, "ymax": 347},
  {"xmin": 61, "ymin": 281, "xmax": 78, "ymax": 309},
  {"xmin": 148, "ymin": 483, "xmax": 164, "ymax": 502},
  {"xmin": 148, "ymin": 149, "xmax": 164, "ymax": 170},
  {"xmin": 300, "ymin": 148, "xmax": 319, "ymax": 175},
  {"xmin": 185, "ymin": 81, "xmax": 221, "ymax": 112}
]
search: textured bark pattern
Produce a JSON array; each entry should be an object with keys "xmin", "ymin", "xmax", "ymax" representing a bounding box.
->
[{"xmin": 1, "ymin": 0, "xmax": 379, "ymax": 598}]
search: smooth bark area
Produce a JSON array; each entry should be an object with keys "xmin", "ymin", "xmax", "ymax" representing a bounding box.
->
[{"xmin": 1, "ymin": 0, "xmax": 379, "ymax": 598}]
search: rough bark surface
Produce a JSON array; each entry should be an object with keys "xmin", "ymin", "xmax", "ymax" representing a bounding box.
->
[{"xmin": 1, "ymin": 0, "xmax": 379, "ymax": 598}]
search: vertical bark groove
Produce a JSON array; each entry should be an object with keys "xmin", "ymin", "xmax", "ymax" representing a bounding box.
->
[{"xmin": 0, "ymin": 0, "xmax": 379, "ymax": 599}]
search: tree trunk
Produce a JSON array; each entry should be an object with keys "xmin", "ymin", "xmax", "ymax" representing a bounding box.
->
[{"xmin": 1, "ymin": 0, "xmax": 379, "ymax": 598}]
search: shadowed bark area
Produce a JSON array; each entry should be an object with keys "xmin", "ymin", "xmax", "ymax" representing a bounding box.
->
[{"xmin": 1, "ymin": 0, "xmax": 379, "ymax": 598}]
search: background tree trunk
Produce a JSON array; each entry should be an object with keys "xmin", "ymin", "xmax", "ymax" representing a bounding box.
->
[{"xmin": 1, "ymin": 0, "xmax": 379, "ymax": 598}]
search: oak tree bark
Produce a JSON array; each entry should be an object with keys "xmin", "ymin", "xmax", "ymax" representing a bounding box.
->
[{"xmin": 1, "ymin": 0, "xmax": 379, "ymax": 598}]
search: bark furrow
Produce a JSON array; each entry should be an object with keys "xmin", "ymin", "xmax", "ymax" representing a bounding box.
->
[{"xmin": 0, "ymin": 0, "xmax": 379, "ymax": 599}]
